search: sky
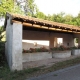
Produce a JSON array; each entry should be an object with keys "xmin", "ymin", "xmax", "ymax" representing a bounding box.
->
[
  {"xmin": 34, "ymin": 0, "xmax": 80, "ymax": 16},
  {"xmin": 0, "ymin": 0, "xmax": 80, "ymax": 26}
]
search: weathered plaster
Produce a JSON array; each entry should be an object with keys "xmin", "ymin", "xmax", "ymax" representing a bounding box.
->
[
  {"xmin": 5, "ymin": 18, "xmax": 23, "ymax": 70},
  {"xmin": 12, "ymin": 23, "xmax": 23, "ymax": 70},
  {"xmin": 23, "ymin": 52, "xmax": 52, "ymax": 62},
  {"xmin": 5, "ymin": 17, "xmax": 13, "ymax": 69}
]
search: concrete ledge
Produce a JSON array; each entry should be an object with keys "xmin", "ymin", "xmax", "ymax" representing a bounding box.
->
[
  {"xmin": 22, "ymin": 52, "xmax": 52, "ymax": 62},
  {"xmin": 52, "ymin": 51, "xmax": 71, "ymax": 58},
  {"xmin": 71, "ymin": 49, "xmax": 80, "ymax": 55}
]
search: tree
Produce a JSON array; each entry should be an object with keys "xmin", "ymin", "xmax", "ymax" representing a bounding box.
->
[
  {"xmin": 0, "ymin": 27, "xmax": 4, "ymax": 41},
  {"xmin": 0, "ymin": 0, "xmax": 23, "ymax": 17},
  {"xmin": 35, "ymin": 11, "xmax": 46, "ymax": 19},
  {"xmin": 50, "ymin": 12, "xmax": 65, "ymax": 23},
  {"xmin": 75, "ymin": 13, "xmax": 80, "ymax": 26},
  {"xmin": 64, "ymin": 14, "xmax": 73, "ymax": 24},
  {"xmin": 45, "ymin": 14, "xmax": 52, "ymax": 21},
  {"xmin": 15, "ymin": 0, "xmax": 38, "ymax": 16},
  {"xmin": 0, "ymin": 27, "xmax": 5, "ymax": 65}
]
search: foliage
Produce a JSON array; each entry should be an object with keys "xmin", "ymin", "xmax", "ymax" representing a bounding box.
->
[
  {"xmin": 35, "ymin": 11, "xmax": 80, "ymax": 26},
  {"xmin": 0, "ymin": 27, "xmax": 4, "ymax": 40},
  {"xmin": 23, "ymin": 45, "xmax": 80, "ymax": 53},
  {"xmin": 0, "ymin": 63, "xmax": 41, "ymax": 80},
  {"xmin": 35, "ymin": 11, "xmax": 46, "ymax": 19},
  {"xmin": 26, "ymin": 0, "xmax": 38, "ymax": 16},
  {"xmin": 23, "ymin": 45, "xmax": 73, "ymax": 53},
  {"xmin": 23, "ymin": 47, "xmax": 49, "ymax": 53},
  {"xmin": 0, "ymin": 27, "xmax": 6, "ymax": 66},
  {"xmin": 69, "ymin": 45, "xmax": 80, "ymax": 49},
  {"xmin": 71, "ymin": 46, "xmax": 78, "ymax": 49},
  {"xmin": 15, "ymin": 0, "xmax": 38, "ymax": 16},
  {"xmin": 50, "ymin": 45, "xmax": 71, "ymax": 51},
  {"xmin": 0, "ymin": 0, "xmax": 80, "ymax": 27},
  {"xmin": 69, "ymin": 46, "xmax": 80, "ymax": 49},
  {"xmin": 0, "ymin": 0, "xmax": 38, "ymax": 17},
  {"xmin": 0, "ymin": 27, "xmax": 6, "ymax": 41},
  {"xmin": 0, "ymin": 41, "xmax": 5, "ymax": 66},
  {"xmin": 0, "ymin": 0, "xmax": 23, "ymax": 17}
]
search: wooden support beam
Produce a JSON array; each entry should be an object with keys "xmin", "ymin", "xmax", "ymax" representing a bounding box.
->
[
  {"xmin": 12, "ymin": 20, "xmax": 22, "ymax": 24},
  {"xmin": 12, "ymin": 20, "xmax": 80, "ymax": 33},
  {"xmin": 23, "ymin": 22, "xmax": 32, "ymax": 26}
]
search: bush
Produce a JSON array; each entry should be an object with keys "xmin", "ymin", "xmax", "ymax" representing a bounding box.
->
[
  {"xmin": 50, "ymin": 45, "xmax": 71, "ymax": 51},
  {"xmin": 0, "ymin": 27, "xmax": 6, "ymax": 66},
  {"xmin": 0, "ymin": 41, "xmax": 5, "ymax": 66},
  {"xmin": 23, "ymin": 47, "xmax": 49, "ymax": 53}
]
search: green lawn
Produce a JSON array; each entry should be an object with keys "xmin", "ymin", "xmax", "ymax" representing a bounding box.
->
[{"xmin": 1, "ymin": 57, "xmax": 80, "ymax": 80}]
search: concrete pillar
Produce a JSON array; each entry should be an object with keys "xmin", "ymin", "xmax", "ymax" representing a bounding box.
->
[
  {"xmin": 11, "ymin": 23, "xmax": 23, "ymax": 70},
  {"xmin": 5, "ymin": 17, "xmax": 13, "ymax": 70},
  {"xmin": 5, "ymin": 16, "xmax": 23, "ymax": 70}
]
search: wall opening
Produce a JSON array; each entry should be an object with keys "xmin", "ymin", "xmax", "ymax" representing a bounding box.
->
[
  {"xmin": 54, "ymin": 37, "xmax": 63, "ymax": 47},
  {"xmin": 22, "ymin": 40, "xmax": 49, "ymax": 50},
  {"xmin": 57, "ymin": 38, "xmax": 63, "ymax": 47},
  {"xmin": 74, "ymin": 38, "xmax": 78, "ymax": 47}
]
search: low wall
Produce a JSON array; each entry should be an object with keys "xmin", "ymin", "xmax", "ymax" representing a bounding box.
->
[
  {"xmin": 22, "ymin": 52, "xmax": 52, "ymax": 62},
  {"xmin": 71, "ymin": 49, "xmax": 80, "ymax": 55},
  {"xmin": 52, "ymin": 51, "xmax": 71, "ymax": 58}
]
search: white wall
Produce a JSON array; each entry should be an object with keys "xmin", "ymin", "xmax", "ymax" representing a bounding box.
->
[
  {"xmin": 5, "ymin": 17, "xmax": 13, "ymax": 69},
  {"xmin": 5, "ymin": 16, "xmax": 23, "ymax": 70},
  {"xmin": 12, "ymin": 23, "xmax": 23, "ymax": 70}
]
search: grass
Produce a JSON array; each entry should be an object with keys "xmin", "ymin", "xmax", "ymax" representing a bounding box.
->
[
  {"xmin": 0, "ymin": 63, "xmax": 41, "ymax": 80},
  {"xmin": 1, "ymin": 57, "xmax": 80, "ymax": 80}
]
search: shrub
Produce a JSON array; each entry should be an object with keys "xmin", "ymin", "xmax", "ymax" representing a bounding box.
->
[
  {"xmin": 23, "ymin": 47, "xmax": 49, "ymax": 53},
  {"xmin": 50, "ymin": 45, "xmax": 71, "ymax": 51},
  {"xmin": 0, "ymin": 41, "xmax": 5, "ymax": 66},
  {"xmin": 71, "ymin": 46, "xmax": 78, "ymax": 49},
  {"xmin": 0, "ymin": 27, "xmax": 6, "ymax": 66}
]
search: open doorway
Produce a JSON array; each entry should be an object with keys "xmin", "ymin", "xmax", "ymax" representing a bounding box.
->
[
  {"xmin": 22, "ymin": 40, "xmax": 49, "ymax": 50},
  {"xmin": 54, "ymin": 37, "xmax": 63, "ymax": 47},
  {"xmin": 74, "ymin": 38, "xmax": 78, "ymax": 47},
  {"xmin": 57, "ymin": 38, "xmax": 63, "ymax": 47}
]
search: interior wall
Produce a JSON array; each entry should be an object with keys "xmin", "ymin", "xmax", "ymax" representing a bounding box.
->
[
  {"xmin": 23, "ymin": 30, "xmax": 50, "ymax": 49},
  {"xmin": 23, "ymin": 30, "xmax": 50, "ymax": 40},
  {"xmin": 22, "ymin": 30, "xmax": 74, "ymax": 49},
  {"xmin": 50, "ymin": 32, "xmax": 74, "ymax": 47}
]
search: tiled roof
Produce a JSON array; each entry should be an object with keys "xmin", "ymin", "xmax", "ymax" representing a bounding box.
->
[{"xmin": 4, "ymin": 13, "xmax": 80, "ymax": 33}]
